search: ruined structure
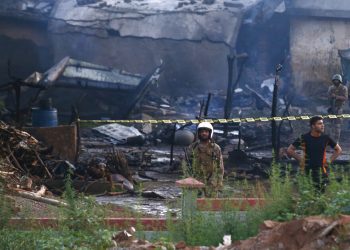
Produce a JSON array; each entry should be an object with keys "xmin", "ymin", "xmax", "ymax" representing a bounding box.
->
[
  {"xmin": 286, "ymin": 0, "xmax": 350, "ymax": 95},
  {"xmin": 0, "ymin": 0, "xmax": 284, "ymax": 94},
  {"xmin": 48, "ymin": 0, "xmax": 285, "ymax": 95},
  {"xmin": 0, "ymin": 0, "xmax": 292, "ymax": 120}
]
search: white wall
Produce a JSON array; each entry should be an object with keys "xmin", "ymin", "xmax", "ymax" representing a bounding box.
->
[{"xmin": 290, "ymin": 17, "xmax": 350, "ymax": 95}]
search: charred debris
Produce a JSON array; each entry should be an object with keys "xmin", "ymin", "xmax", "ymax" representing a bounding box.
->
[
  {"xmin": 0, "ymin": 41, "xmax": 339, "ymax": 200},
  {"xmin": 0, "ymin": 63, "xmax": 316, "ymax": 200},
  {"xmin": 0, "ymin": 51, "xmax": 347, "ymax": 202},
  {"xmin": 1, "ymin": 0, "xmax": 350, "ymax": 201}
]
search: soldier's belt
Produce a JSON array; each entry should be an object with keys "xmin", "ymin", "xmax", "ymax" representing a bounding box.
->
[{"xmin": 78, "ymin": 114, "xmax": 350, "ymax": 125}]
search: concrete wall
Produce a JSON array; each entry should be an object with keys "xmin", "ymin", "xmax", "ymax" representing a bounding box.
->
[{"xmin": 290, "ymin": 17, "xmax": 350, "ymax": 95}]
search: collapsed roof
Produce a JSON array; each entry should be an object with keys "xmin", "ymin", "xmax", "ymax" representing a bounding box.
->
[
  {"xmin": 22, "ymin": 57, "xmax": 162, "ymax": 118},
  {"xmin": 24, "ymin": 56, "xmax": 162, "ymax": 91},
  {"xmin": 0, "ymin": 0, "xmax": 284, "ymax": 47}
]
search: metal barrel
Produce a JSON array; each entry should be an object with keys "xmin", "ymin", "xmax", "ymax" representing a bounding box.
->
[{"xmin": 31, "ymin": 107, "xmax": 58, "ymax": 127}]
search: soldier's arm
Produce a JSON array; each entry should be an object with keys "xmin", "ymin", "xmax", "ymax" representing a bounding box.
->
[
  {"xmin": 216, "ymin": 147, "xmax": 224, "ymax": 181},
  {"xmin": 186, "ymin": 145, "xmax": 193, "ymax": 162},
  {"xmin": 183, "ymin": 145, "xmax": 194, "ymax": 177}
]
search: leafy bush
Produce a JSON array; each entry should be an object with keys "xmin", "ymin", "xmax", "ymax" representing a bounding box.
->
[{"xmin": 294, "ymin": 166, "xmax": 350, "ymax": 217}]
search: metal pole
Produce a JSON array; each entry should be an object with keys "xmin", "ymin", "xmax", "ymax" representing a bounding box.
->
[
  {"xmin": 271, "ymin": 64, "xmax": 283, "ymax": 159},
  {"xmin": 203, "ymin": 92, "xmax": 212, "ymax": 118},
  {"xmin": 224, "ymin": 51, "xmax": 237, "ymax": 136},
  {"xmin": 169, "ymin": 124, "xmax": 176, "ymax": 166},
  {"xmin": 15, "ymin": 85, "xmax": 21, "ymax": 125}
]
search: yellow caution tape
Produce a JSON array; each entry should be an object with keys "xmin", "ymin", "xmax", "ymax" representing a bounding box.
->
[
  {"xmin": 78, "ymin": 114, "xmax": 350, "ymax": 125},
  {"xmin": 245, "ymin": 118, "xmax": 255, "ymax": 122}
]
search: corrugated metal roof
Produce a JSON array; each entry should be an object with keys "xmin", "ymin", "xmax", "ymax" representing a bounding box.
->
[
  {"xmin": 25, "ymin": 57, "xmax": 160, "ymax": 91},
  {"xmin": 60, "ymin": 59, "xmax": 142, "ymax": 88}
]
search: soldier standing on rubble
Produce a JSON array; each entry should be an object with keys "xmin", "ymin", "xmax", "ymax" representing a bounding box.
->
[
  {"xmin": 327, "ymin": 74, "xmax": 348, "ymax": 143},
  {"xmin": 186, "ymin": 122, "xmax": 224, "ymax": 197},
  {"xmin": 287, "ymin": 116, "xmax": 342, "ymax": 191}
]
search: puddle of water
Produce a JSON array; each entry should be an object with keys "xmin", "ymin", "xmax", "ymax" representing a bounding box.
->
[
  {"xmin": 96, "ymin": 195, "xmax": 180, "ymax": 217},
  {"xmin": 96, "ymin": 174, "xmax": 182, "ymax": 217}
]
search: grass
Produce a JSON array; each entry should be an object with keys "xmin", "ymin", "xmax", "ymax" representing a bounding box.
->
[
  {"xmin": 155, "ymin": 161, "xmax": 350, "ymax": 246},
  {"xmin": 0, "ymin": 173, "xmax": 115, "ymax": 250},
  {"xmin": 0, "ymin": 161, "xmax": 350, "ymax": 248}
]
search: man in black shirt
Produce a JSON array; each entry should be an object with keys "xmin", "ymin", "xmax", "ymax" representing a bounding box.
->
[{"xmin": 287, "ymin": 116, "xmax": 342, "ymax": 189}]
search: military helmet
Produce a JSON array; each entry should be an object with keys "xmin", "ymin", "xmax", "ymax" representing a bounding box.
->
[
  {"xmin": 332, "ymin": 74, "xmax": 343, "ymax": 83},
  {"xmin": 197, "ymin": 122, "xmax": 214, "ymax": 138}
]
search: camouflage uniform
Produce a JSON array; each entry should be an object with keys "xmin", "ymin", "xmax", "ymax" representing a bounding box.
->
[
  {"xmin": 187, "ymin": 141, "xmax": 224, "ymax": 197},
  {"xmin": 328, "ymin": 84, "xmax": 348, "ymax": 142}
]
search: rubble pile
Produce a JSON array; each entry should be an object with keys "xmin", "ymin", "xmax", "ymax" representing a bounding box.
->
[
  {"xmin": 109, "ymin": 216, "xmax": 350, "ymax": 249},
  {"xmin": 229, "ymin": 215, "xmax": 350, "ymax": 250},
  {"xmin": 0, "ymin": 121, "xmax": 55, "ymax": 187},
  {"xmin": 138, "ymin": 91, "xmax": 228, "ymax": 120},
  {"xmin": 0, "ymin": 120, "xmax": 139, "ymax": 189}
]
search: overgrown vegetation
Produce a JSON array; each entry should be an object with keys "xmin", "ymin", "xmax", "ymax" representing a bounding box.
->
[
  {"xmin": 0, "ymin": 173, "xmax": 114, "ymax": 250},
  {"xmin": 0, "ymin": 177, "xmax": 12, "ymax": 229},
  {"xmin": 0, "ymin": 161, "xmax": 349, "ymax": 248},
  {"xmin": 160, "ymin": 161, "xmax": 350, "ymax": 246}
]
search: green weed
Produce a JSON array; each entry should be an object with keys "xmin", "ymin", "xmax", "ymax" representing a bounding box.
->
[{"xmin": 0, "ymin": 173, "xmax": 114, "ymax": 249}]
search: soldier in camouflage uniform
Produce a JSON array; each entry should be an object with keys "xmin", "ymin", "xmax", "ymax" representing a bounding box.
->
[
  {"xmin": 327, "ymin": 74, "xmax": 348, "ymax": 143},
  {"xmin": 187, "ymin": 122, "xmax": 224, "ymax": 197}
]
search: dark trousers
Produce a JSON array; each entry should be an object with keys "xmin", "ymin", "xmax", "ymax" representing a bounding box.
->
[{"xmin": 305, "ymin": 167, "xmax": 329, "ymax": 192}]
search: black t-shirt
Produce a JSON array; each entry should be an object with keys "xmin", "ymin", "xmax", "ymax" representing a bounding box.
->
[{"xmin": 292, "ymin": 133, "xmax": 337, "ymax": 171}]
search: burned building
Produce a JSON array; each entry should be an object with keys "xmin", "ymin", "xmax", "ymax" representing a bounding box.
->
[
  {"xmin": 1, "ymin": 0, "xmax": 286, "ymax": 94},
  {"xmin": 286, "ymin": 0, "xmax": 350, "ymax": 95},
  {"xmin": 0, "ymin": 0, "xmax": 293, "ymax": 121},
  {"xmin": 48, "ymin": 0, "xmax": 285, "ymax": 95}
]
